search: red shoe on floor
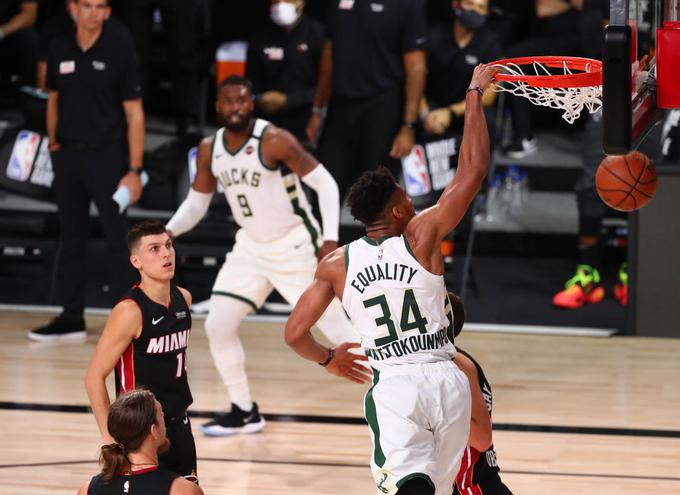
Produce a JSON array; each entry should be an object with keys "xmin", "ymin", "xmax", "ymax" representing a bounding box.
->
[{"xmin": 552, "ymin": 265, "xmax": 605, "ymax": 309}]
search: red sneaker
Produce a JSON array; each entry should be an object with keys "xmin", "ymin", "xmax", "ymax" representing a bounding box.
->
[{"xmin": 552, "ymin": 265, "xmax": 605, "ymax": 309}]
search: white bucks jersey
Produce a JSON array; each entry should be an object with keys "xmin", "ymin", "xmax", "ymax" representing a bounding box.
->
[
  {"xmin": 210, "ymin": 119, "xmax": 321, "ymax": 245},
  {"xmin": 342, "ymin": 235, "xmax": 456, "ymax": 370}
]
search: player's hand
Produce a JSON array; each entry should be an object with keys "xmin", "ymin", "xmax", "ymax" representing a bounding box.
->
[
  {"xmin": 423, "ymin": 108, "xmax": 451, "ymax": 135},
  {"xmin": 306, "ymin": 113, "xmax": 322, "ymax": 144},
  {"xmin": 118, "ymin": 171, "xmax": 143, "ymax": 205},
  {"xmin": 325, "ymin": 343, "xmax": 372, "ymax": 384},
  {"xmin": 316, "ymin": 240, "xmax": 338, "ymax": 261},
  {"xmin": 389, "ymin": 125, "xmax": 416, "ymax": 158},
  {"xmin": 48, "ymin": 139, "xmax": 61, "ymax": 152},
  {"xmin": 258, "ymin": 90, "xmax": 288, "ymax": 113},
  {"xmin": 470, "ymin": 64, "xmax": 500, "ymax": 92}
]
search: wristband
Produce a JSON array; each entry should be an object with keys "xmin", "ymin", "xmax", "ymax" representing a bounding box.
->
[
  {"xmin": 402, "ymin": 120, "xmax": 416, "ymax": 130},
  {"xmin": 319, "ymin": 348, "xmax": 334, "ymax": 367},
  {"xmin": 312, "ymin": 105, "xmax": 327, "ymax": 117},
  {"xmin": 466, "ymin": 86, "xmax": 484, "ymax": 97}
]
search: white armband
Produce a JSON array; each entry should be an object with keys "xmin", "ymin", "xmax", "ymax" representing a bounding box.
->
[
  {"xmin": 166, "ymin": 188, "xmax": 213, "ymax": 238},
  {"xmin": 301, "ymin": 164, "xmax": 340, "ymax": 242}
]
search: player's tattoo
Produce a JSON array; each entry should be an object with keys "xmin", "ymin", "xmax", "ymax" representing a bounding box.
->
[{"xmin": 283, "ymin": 144, "xmax": 316, "ymax": 174}]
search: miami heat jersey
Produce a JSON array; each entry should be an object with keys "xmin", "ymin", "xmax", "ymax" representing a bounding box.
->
[
  {"xmin": 115, "ymin": 284, "xmax": 193, "ymax": 418},
  {"xmin": 341, "ymin": 235, "xmax": 456, "ymax": 370},
  {"xmin": 87, "ymin": 466, "xmax": 178, "ymax": 495},
  {"xmin": 454, "ymin": 349, "xmax": 513, "ymax": 495},
  {"xmin": 210, "ymin": 119, "xmax": 321, "ymax": 246}
]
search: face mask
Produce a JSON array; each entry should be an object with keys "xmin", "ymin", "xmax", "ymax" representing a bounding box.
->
[
  {"xmin": 455, "ymin": 7, "xmax": 486, "ymax": 30},
  {"xmin": 270, "ymin": 2, "xmax": 300, "ymax": 27}
]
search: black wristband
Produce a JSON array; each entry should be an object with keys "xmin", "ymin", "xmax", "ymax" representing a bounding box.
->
[
  {"xmin": 466, "ymin": 86, "xmax": 484, "ymax": 97},
  {"xmin": 319, "ymin": 348, "xmax": 334, "ymax": 367},
  {"xmin": 130, "ymin": 166, "xmax": 143, "ymax": 175},
  {"xmin": 402, "ymin": 120, "xmax": 416, "ymax": 130}
]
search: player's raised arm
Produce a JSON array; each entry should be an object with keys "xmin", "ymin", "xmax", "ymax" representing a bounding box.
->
[
  {"xmin": 407, "ymin": 64, "xmax": 499, "ymax": 244},
  {"xmin": 166, "ymin": 137, "xmax": 217, "ymax": 238},
  {"xmin": 84, "ymin": 300, "xmax": 142, "ymax": 444},
  {"xmin": 264, "ymin": 127, "xmax": 341, "ymax": 259}
]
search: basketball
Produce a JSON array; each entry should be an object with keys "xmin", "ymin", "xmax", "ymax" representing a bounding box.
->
[{"xmin": 595, "ymin": 151, "xmax": 658, "ymax": 211}]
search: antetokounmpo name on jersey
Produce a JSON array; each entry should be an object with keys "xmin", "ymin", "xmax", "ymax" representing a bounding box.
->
[
  {"xmin": 365, "ymin": 327, "xmax": 448, "ymax": 361},
  {"xmin": 146, "ymin": 329, "xmax": 191, "ymax": 354},
  {"xmin": 216, "ymin": 168, "xmax": 261, "ymax": 189},
  {"xmin": 350, "ymin": 263, "xmax": 418, "ymax": 294}
]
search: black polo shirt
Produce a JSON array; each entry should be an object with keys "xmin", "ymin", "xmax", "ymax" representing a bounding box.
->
[
  {"xmin": 247, "ymin": 15, "xmax": 324, "ymax": 110},
  {"xmin": 0, "ymin": 0, "xmax": 36, "ymax": 25},
  {"xmin": 425, "ymin": 23, "xmax": 502, "ymax": 108},
  {"xmin": 328, "ymin": 0, "xmax": 427, "ymax": 99},
  {"xmin": 46, "ymin": 22, "xmax": 141, "ymax": 145}
]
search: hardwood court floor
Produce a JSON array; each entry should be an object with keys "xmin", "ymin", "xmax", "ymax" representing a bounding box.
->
[{"xmin": 1, "ymin": 309, "xmax": 679, "ymax": 494}]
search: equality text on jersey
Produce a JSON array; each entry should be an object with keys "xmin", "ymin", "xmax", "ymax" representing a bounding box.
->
[{"xmin": 350, "ymin": 262, "xmax": 418, "ymax": 294}]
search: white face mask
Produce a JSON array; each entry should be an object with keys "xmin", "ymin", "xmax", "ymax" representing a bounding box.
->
[{"xmin": 270, "ymin": 2, "xmax": 300, "ymax": 27}]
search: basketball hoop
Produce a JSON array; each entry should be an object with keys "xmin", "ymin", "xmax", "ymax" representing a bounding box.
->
[{"xmin": 490, "ymin": 56, "xmax": 603, "ymax": 124}]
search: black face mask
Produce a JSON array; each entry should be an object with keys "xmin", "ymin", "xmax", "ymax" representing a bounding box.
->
[{"xmin": 455, "ymin": 7, "xmax": 486, "ymax": 30}]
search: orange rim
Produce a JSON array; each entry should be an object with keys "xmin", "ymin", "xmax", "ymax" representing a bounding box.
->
[{"xmin": 490, "ymin": 56, "xmax": 603, "ymax": 88}]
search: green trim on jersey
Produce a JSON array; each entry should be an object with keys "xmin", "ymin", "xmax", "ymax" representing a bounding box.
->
[
  {"xmin": 361, "ymin": 236, "xmax": 392, "ymax": 246},
  {"xmin": 365, "ymin": 369, "xmax": 385, "ymax": 467},
  {"xmin": 291, "ymin": 195, "xmax": 320, "ymax": 252},
  {"xmin": 344, "ymin": 244, "xmax": 350, "ymax": 272},
  {"xmin": 402, "ymin": 236, "xmax": 417, "ymax": 262},
  {"xmin": 396, "ymin": 473, "xmax": 434, "ymax": 490},
  {"xmin": 212, "ymin": 291, "xmax": 258, "ymax": 313},
  {"xmin": 222, "ymin": 123, "xmax": 253, "ymax": 157},
  {"xmin": 257, "ymin": 124, "xmax": 278, "ymax": 171}
]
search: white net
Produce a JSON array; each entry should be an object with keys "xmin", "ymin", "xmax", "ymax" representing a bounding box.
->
[{"xmin": 493, "ymin": 60, "xmax": 602, "ymax": 124}]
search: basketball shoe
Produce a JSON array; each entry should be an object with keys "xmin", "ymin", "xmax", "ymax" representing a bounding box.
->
[
  {"xmin": 27, "ymin": 316, "xmax": 86, "ymax": 342},
  {"xmin": 200, "ymin": 402, "xmax": 265, "ymax": 436},
  {"xmin": 614, "ymin": 262, "xmax": 628, "ymax": 306},
  {"xmin": 552, "ymin": 264, "xmax": 605, "ymax": 309}
]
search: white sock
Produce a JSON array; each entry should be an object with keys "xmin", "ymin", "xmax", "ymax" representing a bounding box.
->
[{"xmin": 204, "ymin": 295, "xmax": 254, "ymax": 413}]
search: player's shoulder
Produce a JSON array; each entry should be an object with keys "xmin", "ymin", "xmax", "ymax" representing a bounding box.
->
[
  {"xmin": 170, "ymin": 476, "xmax": 204, "ymax": 495},
  {"xmin": 112, "ymin": 297, "xmax": 142, "ymax": 319},
  {"xmin": 198, "ymin": 134, "xmax": 214, "ymax": 150},
  {"xmin": 176, "ymin": 286, "xmax": 192, "ymax": 307},
  {"xmin": 317, "ymin": 245, "xmax": 346, "ymax": 278}
]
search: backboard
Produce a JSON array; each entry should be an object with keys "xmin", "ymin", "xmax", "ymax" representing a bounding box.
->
[{"xmin": 602, "ymin": 0, "xmax": 680, "ymax": 154}]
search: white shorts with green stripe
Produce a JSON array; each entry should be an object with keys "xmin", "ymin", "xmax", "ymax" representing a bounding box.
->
[{"xmin": 364, "ymin": 359, "xmax": 471, "ymax": 495}]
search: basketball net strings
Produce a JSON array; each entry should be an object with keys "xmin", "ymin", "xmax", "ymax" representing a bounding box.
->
[{"xmin": 493, "ymin": 61, "xmax": 602, "ymax": 124}]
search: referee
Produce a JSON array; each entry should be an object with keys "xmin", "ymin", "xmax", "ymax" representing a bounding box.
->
[{"xmin": 28, "ymin": 0, "xmax": 144, "ymax": 341}]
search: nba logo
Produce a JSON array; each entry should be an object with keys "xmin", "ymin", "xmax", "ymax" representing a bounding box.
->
[
  {"xmin": 7, "ymin": 130, "xmax": 40, "ymax": 182},
  {"xmin": 401, "ymin": 144, "xmax": 431, "ymax": 197}
]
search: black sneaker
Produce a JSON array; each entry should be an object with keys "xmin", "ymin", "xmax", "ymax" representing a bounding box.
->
[
  {"xmin": 27, "ymin": 316, "xmax": 86, "ymax": 342},
  {"xmin": 200, "ymin": 402, "xmax": 265, "ymax": 436},
  {"xmin": 504, "ymin": 137, "xmax": 538, "ymax": 159}
]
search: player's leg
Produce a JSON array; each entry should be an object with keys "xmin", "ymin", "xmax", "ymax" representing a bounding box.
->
[
  {"xmin": 200, "ymin": 235, "xmax": 272, "ymax": 436},
  {"xmin": 159, "ymin": 414, "xmax": 198, "ymax": 483},
  {"xmin": 366, "ymin": 371, "xmax": 439, "ymax": 495},
  {"xmin": 432, "ymin": 362, "xmax": 472, "ymax": 495}
]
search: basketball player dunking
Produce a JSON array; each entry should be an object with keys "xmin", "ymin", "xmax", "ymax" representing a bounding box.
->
[
  {"xmin": 165, "ymin": 75, "xmax": 359, "ymax": 436},
  {"xmin": 447, "ymin": 293, "xmax": 513, "ymax": 495},
  {"xmin": 284, "ymin": 64, "xmax": 499, "ymax": 495},
  {"xmin": 85, "ymin": 220, "xmax": 198, "ymax": 482}
]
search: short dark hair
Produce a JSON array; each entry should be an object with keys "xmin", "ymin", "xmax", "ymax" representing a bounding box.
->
[
  {"xmin": 127, "ymin": 220, "xmax": 167, "ymax": 251},
  {"xmin": 448, "ymin": 292, "xmax": 466, "ymax": 338},
  {"xmin": 217, "ymin": 75, "xmax": 253, "ymax": 96},
  {"xmin": 346, "ymin": 167, "xmax": 398, "ymax": 225}
]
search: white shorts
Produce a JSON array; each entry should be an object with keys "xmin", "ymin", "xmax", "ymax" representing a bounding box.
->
[
  {"xmin": 364, "ymin": 360, "xmax": 471, "ymax": 495},
  {"xmin": 211, "ymin": 224, "xmax": 318, "ymax": 311}
]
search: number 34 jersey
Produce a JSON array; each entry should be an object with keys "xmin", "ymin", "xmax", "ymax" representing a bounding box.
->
[
  {"xmin": 341, "ymin": 235, "xmax": 456, "ymax": 370},
  {"xmin": 210, "ymin": 119, "xmax": 321, "ymax": 245}
]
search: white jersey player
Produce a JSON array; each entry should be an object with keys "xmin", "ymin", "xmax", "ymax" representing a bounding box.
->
[
  {"xmin": 166, "ymin": 75, "xmax": 357, "ymax": 436},
  {"xmin": 284, "ymin": 64, "xmax": 499, "ymax": 495}
]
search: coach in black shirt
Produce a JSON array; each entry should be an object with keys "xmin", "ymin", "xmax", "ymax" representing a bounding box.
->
[
  {"xmin": 423, "ymin": 0, "xmax": 502, "ymax": 134},
  {"xmin": 29, "ymin": 0, "xmax": 144, "ymax": 341},
  {"xmin": 247, "ymin": 0, "xmax": 324, "ymax": 141},
  {"xmin": 307, "ymin": 0, "xmax": 427, "ymax": 199}
]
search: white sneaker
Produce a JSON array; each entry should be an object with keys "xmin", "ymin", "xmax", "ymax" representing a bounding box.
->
[{"xmin": 505, "ymin": 138, "xmax": 538, "ymax": 159}]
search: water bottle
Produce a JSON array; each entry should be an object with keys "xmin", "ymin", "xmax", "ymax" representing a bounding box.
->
[
  {"xmin": 510, "ymin": 167, "xmax": 523, "ymax": 214},
  {"xmin": 113, "ymin": 171, "xmax": 149, "ymax": 213},
  {"xmin": 519, "ymin": 170, "xmax": 530, "ymax": 203},
  {"xmin": 485, "ymin": 174, "xmax": 501, "ymax": 220}
]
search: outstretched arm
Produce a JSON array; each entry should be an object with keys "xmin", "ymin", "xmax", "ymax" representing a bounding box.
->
[
  {"xmin": 406, "ymin": 65, "xmax": 498, "ymax": 260},
  {"xmin": 166, "ymin": 137, "xmax": 216, "ymax": 238},
  {"xmin": 264, "ymin": 128, "xmax": 340, "ymax": 259}
]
